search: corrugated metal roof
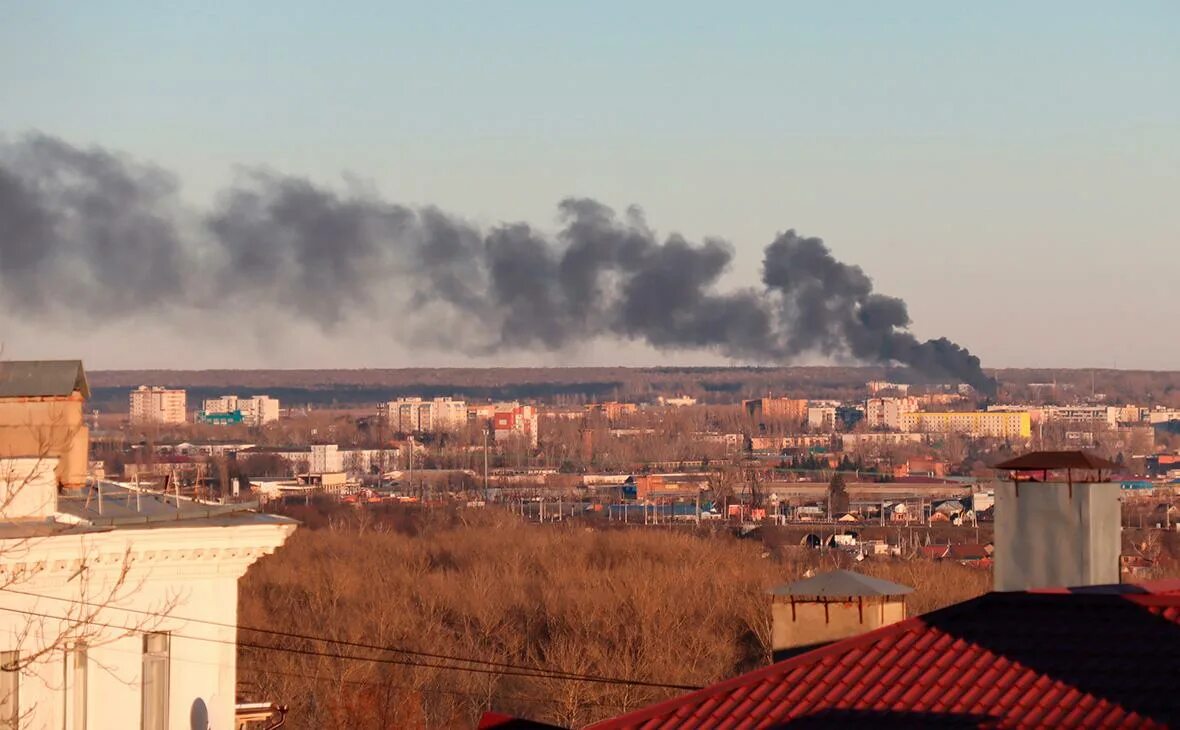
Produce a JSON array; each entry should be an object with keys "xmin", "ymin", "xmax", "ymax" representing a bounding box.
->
[
  {"xmin": 0, "ymin": 360, "xmax": 90, "ymax": 399},
  {"xmin": 57, "ymin": 482, "xmax": 297, "ymax": 528},
  {"xmin": 767, "ymin": 569, "xmax": 913, "ymax": 598}
]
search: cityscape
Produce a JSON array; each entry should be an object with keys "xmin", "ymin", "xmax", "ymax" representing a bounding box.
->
[{"xmin": 2, "ymin": 3, "xmax": 1178, "ymax": 730}]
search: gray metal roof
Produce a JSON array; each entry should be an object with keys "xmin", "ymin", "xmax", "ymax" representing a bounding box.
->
[
  {"xmin": 57, "ymin": 482, "xmax": 297, "ymax": 528},
  {"xmin": 768, "ymin": 569, "xmax": 913, "ymax": 598},
  {"xmin": 0, "ymin": 360, "xmax": 90, "ymax": 399}
]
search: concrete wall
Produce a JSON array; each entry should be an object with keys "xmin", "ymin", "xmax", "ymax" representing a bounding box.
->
[
  {"xmin": 771, "ymin": 596, "xmax": 906, "ymax": 652},
  {"xmin": 993, "ymin": 479, "xmax": 1121, "ymax": 591}
]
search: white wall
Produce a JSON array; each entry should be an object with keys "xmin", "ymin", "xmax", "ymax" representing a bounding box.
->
[{"xmin": 0, "ymin": 522, "xmax": 293, "ymax": 730}]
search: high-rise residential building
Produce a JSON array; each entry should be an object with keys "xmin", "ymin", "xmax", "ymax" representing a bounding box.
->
[
  {"xmin": 129, "ymin": 386, "xmax": 187, "ymax": 425},
  {"xmin": 864, "ymin": 397, "xmax": 919, "ymax": 430},
  {"xmin": 201, "ymin": 394, "xmax": 280, "ymax": 426},
  {"xmin": 383, "ymin": 397, "xmax": 468, "ymax": 433}
]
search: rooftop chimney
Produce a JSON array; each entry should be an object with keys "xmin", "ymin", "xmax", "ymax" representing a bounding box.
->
[
  {"xmin": 992, "ymin": 451, "xmax": 1121, "ymax": 592},
  {"xmin": 767, "ymin": 569, "xmax": 912, "ymax": 660}
]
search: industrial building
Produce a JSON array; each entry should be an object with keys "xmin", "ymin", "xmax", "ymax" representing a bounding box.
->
[{"xmin": 129, "ymin": 385, "xmax": 187, "ymax": 425}]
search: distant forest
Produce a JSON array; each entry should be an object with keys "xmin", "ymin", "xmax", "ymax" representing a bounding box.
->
[{"xmin": 85, "ymin": 366, "xmax": 1180, "ymax": 412}]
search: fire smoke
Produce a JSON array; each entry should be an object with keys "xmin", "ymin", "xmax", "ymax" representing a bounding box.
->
[{"xmin": 0, "ymin": 132, "xmax": 994, "ymax": 394}]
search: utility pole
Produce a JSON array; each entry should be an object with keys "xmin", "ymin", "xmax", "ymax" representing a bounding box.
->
[
  {"xmin": 408, "ymin": 435, "xmax": 414, "ymax": 499},
  {"xmin": 483, "ymin": 427, "xmax": 490, "ymax": 504}
]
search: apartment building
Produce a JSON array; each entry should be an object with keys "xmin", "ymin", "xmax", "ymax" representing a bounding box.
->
[
  {"xmin": 492, "ymin": 403, "xmax": 539, "ymax": 447},
  {"xmin": 900, "ymin": 411, "xmax": 1031, "ymax": 439},
  {"xmin": 864, "ymin": 397, "xmax": 918, "ymax": 430},
  {"xmin": 1044, "ymin": 405, "xmax": 1120, "ymax": 429},
  {"xmin": 743, "ymin": 396, "xmax": 808, "ymax": 424},
  {"xmin": 866, "ymin": 381, "xmax": 909, "ymax": 395},
  {"xmin": 384, "ymin": 397, "xmax": 468, "ymax": 433},
  {"xmin": 129, "ymin": 385, "xmax": 187, "ymax": 425},
  {"xmin": 201, "ymin": 394, "xmax": 280, "ymax": 426},
  {"xmin": 807, "ymin": 406, "xmax": 837, "ymax": 432},
  {"xmin": 586, "ymin": 401, "xmax": 639, "ymax": 421}
]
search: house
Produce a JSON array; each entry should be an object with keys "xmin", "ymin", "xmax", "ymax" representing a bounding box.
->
[
  {"xmin": 0, "ymin": 361, "xmax": 296, "ymax": 729},
  {"xmin": 585, "ymin": 582, "xmax": 1180, "ymax": 729}
]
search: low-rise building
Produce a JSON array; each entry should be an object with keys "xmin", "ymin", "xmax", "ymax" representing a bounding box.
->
[
  {"xmin": 0, "ymin": 361, "xmax": 295, "ymax": 730},
  {"xmin": 0, "ymin": 360, "xmax": 91, "ymax": 488},
  {"xmin": 900, "ymin": 410, "xmax": 1031, "ymax": 439},
  {"xmin": 585, "ymin": 401, "xmax": 638, "ymax": 421}
]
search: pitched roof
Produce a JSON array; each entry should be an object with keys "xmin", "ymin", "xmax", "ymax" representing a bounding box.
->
[
  {"xmin": 479, "ymin": 712, "xmax": 566, "ymax": 729},
  {"xmin": 767, "ymin": 569, "xmax": 913, "ymax": 598},
  {"xmin": 0, "ymin": 360, "xmax": 90, "ymax": 399},
  {"xmin": 993, "ymin": 450, "xmax": 1118, "ymax": 471},
  {"xmin": 586, "ymin": 587, "xmax": 1180, "ymax": 729}
]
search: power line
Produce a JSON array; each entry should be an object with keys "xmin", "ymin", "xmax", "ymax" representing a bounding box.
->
[
  {"xmin": 0, "ymin": 584, "xmax": 637, "ymax": 684},
  {"xmin": 0, "ymin": 600, "xmax": 700, "ymax": 691},
  {"xmin": 1, "ymin": 585, "xmax": 696, "ymax": 689},
  {"xmin": 236, "ymin": 663, "xmax": 626, "ymax": 710}
]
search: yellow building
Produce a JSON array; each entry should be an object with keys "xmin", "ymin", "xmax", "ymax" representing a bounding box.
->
[
  {"xmin": 900, "ymin": 410, "xmax": 1031, "ymax": 439},
  {"xmin": 0, "ymin": 360, "xmax": 91, "ymax": 488}
]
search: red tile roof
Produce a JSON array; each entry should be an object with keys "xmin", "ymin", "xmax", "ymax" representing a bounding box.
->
[{"xmin": 586, "ymin": 586, "xmax": 1180, "ymax": 729}]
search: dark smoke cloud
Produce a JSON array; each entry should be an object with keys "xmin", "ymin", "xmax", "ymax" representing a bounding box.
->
[{"xmin": 0, "ymin": 132, "xmax": 995, "ymax": 394}]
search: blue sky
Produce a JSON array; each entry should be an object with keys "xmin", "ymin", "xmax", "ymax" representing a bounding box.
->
[{"xmin": 2, "ymin": 2, "xmax": 1177, "ymax": 369}]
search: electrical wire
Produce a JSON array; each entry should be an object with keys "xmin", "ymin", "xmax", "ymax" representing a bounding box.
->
[{"xmin": 0, "ymin": 599, "xmax": 701, "ymax": 691}]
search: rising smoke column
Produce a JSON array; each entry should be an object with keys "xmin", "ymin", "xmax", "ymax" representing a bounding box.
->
[{"xmin": 0, "ymin": 132, "xmax": 995, "ymax": 394}]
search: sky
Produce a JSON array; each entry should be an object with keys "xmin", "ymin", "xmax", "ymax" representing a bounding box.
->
[{"xmin": 1, "ymin": 2, "xmax": 1177, "ymax": 371}]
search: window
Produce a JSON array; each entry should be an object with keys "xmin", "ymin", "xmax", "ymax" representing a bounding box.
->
[
  {"xmin": 141, "ymin": 633, "xmax": 169, "ymax": 730},
  {"xmin": 67, "ymin": 645, "xmax": 87, "ymax": 730},
  {"xmin": 0, "ymin": 650, "xmax": 17, "ymax": 730}
]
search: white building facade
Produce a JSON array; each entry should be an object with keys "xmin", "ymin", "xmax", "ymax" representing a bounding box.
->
[
  {"xmin": 384, "ymin": 398, "xmax": 468, "ymax": 433},
  {"xmin": 202, "ymin": 395, "xmax": 281, "ymax": 426},
  {"xmin": 0, "ymin": 457, "xmax": 295, "ymax": 730},
  {"xmin": 129, "ymin": 387, "xmax": 187, "ymax": 425}
]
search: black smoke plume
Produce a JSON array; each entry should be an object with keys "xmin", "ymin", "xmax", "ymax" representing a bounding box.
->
[{"xmin": 0, "ymin": 132, "xmax": 995, "ymax": 394}]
